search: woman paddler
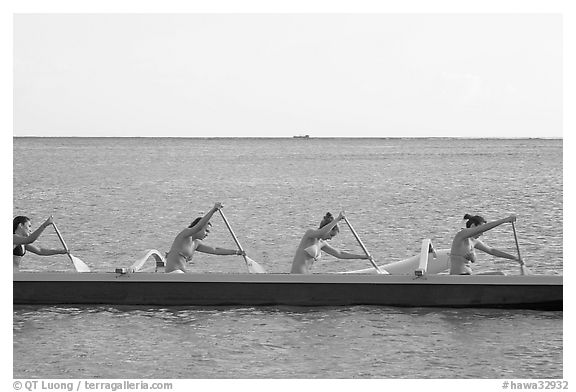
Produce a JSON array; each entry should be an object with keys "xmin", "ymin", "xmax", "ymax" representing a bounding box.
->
[
  {"xmin": 290, "ymin": 211, "xmax": 370, "ymax": 274},
  {"xmin": 450, "ymin": 213, "xmax": 521, "ymax": 275},
  {"xmin": 13, "ymin": 215, "xmax": 67, "ymax": 272},
  {"xmin": 165, "ymin": 202, "xmax": 244, "ymax": 273}
]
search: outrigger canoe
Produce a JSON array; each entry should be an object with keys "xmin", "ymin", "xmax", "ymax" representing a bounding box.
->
[{"xmin": 12, "ymin": 241, "xmax": 562, "ymax": 310}]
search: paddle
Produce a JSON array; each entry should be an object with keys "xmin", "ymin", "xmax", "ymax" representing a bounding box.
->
[
  {"xmin": 342, "ymin": 216, "xmax": 385, "ymax": 274},
  {"xmin": 52, "ymin": 223, "xmax": 91, "ymax": 272},
  {"xmin": 511, "ymin": 221, "xmax": 530, "ymax": 276},
  {"xmin": 218, "ymin": 209, "xmax": 266, "ymax": 274}
]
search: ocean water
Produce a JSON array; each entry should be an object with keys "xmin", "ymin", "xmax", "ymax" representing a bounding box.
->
[{"xmin": 13, "ymin": 137, "xmax": 563, "ymax": 379}]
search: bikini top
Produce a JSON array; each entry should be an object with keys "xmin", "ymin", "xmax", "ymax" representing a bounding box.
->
[
  {"xmin": 450, "ymin": 251, "xmax": 476, "ymax": 263},
  {"xmin": 450, "ymin": 240, "xmax": 477, "ymax": 263},
  {"xmin": 170, "ymin": 239, "xmax": 200, "ymax": 263},
  {"xmin": 304, "ymin": 240, "xmax": 324, "ymax": 261},
  {"xmin": 13, "ymin": 245, "xmax": 26, "ymax": 257}
]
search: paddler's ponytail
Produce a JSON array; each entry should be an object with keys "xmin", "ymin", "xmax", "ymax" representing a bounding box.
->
[
  {"xmin": 188, "ymin": 217, "xmax": 202, "ymax": 228},
  {"xmin": 319, "ymin": 212, "xmax": 334, "ymax": 228},
  {"xmin": 463, "ymin": 214, "xmax": 487, "ymax": 228},
  {"xmin": 319, "ymin": 212, "xmax": 340, "ymax": 233}
]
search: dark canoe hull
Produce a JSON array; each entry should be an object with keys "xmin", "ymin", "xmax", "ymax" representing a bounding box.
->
[{"xmin": 13, "ymin": 272, "xmax": 562, "ymax": 310}]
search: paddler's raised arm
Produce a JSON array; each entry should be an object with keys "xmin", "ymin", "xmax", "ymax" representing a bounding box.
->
[
  {"xmin": 307, "ymin": 211, "xmax": 345, "ymax": 239},
  {"xmin": 456, "ymin": 214, "xmax": 516, "ymax": 241},
  {"xmin": 181, "ymin": 202, "xmax": 223, "ymax": 237}
]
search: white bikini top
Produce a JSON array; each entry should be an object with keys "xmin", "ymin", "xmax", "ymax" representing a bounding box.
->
[{"xmin": 304, "ymin": 240, "xmax": 324, "ymax": 261}]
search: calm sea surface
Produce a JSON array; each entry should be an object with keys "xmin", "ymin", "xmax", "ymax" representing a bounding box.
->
[{"xmin": 13, "ymin": 137, "xmax": 563, "ymax": 379}]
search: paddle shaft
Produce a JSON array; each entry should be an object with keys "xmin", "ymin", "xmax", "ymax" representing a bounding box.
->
[
  {"xmin": 52, "ymin": 223, "xmax": 70, "ymax": 254},
  {"xmin": 511, "ymin": 222, "xmax": 522, "ymax": 260},
  {"xmin": 218, "ymin": 209, "xmax": 246, "ymax": 256},
  {"xmin": 52, "ymin": 223, "xmax": 81, "ymax": 270},
  {"xmin": 511, "ymin": 221, "xmax": 527, "ymax": 276},
  {"xmin": 342, "ymin": 217, "xmax": 383, "ymax": 273},
  {"xmin": 50, "ymin": 223, "xmax": 91, "ymax": 272},
  {"xmin": 217, "ymin": 210, "xmax": 266, "ymax": 273}
]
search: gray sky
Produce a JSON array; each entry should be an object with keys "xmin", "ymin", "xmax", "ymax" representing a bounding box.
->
[{"xmin": 13, "ymin": 13, "xmax": 563, "ymax": 138}]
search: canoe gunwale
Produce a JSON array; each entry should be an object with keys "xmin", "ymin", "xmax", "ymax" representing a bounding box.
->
[{"xmin": 12, "ymin": 272, "xmax": 563, "ymax": 285}]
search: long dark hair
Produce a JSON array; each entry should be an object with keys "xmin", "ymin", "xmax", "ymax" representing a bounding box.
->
[
  {"xmin": 13, "ymin": 216, "xmax": 30, "ymax": 233},
  {"xmin": 463, "ymin": 214, "xmax": 486, "ymax": 228},
  {"xmin": 188, "ymin": 217, "xmax": 202, "ymax": 228}
]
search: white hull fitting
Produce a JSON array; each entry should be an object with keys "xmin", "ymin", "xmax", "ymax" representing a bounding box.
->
[
  {"xmin": 343, "ymin": 239, "xmax": 450, "ymax": 275},
  {"xmin": 127, "ymin": 240, "xmax": 450, "ymax": 276}
]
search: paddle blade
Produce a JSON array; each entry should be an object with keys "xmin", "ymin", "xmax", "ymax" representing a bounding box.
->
[
  {"xmin": 70, "ymin": 254, "xmax": 91, "ymax": 273},
  {"xmin": 370, "ymin": 258, "xmax": 387, "ymax": 274},
  {"xmin": 520, "ymin": 262, "xmax": 530, "ymax": 276},
  {"xmin": 245, "ymin": 256, "xmax": 266, "ymax": 274}
]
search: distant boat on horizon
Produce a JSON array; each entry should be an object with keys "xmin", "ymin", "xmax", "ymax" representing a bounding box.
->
[{"xmin": 293, "ymin": 134, "xmax": 310, "ymax": 139}]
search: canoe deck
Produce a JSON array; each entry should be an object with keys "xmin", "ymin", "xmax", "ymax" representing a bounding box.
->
[{"xmin": 13, "ymin": 272, "xmax": 562, "ymax": 310}]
